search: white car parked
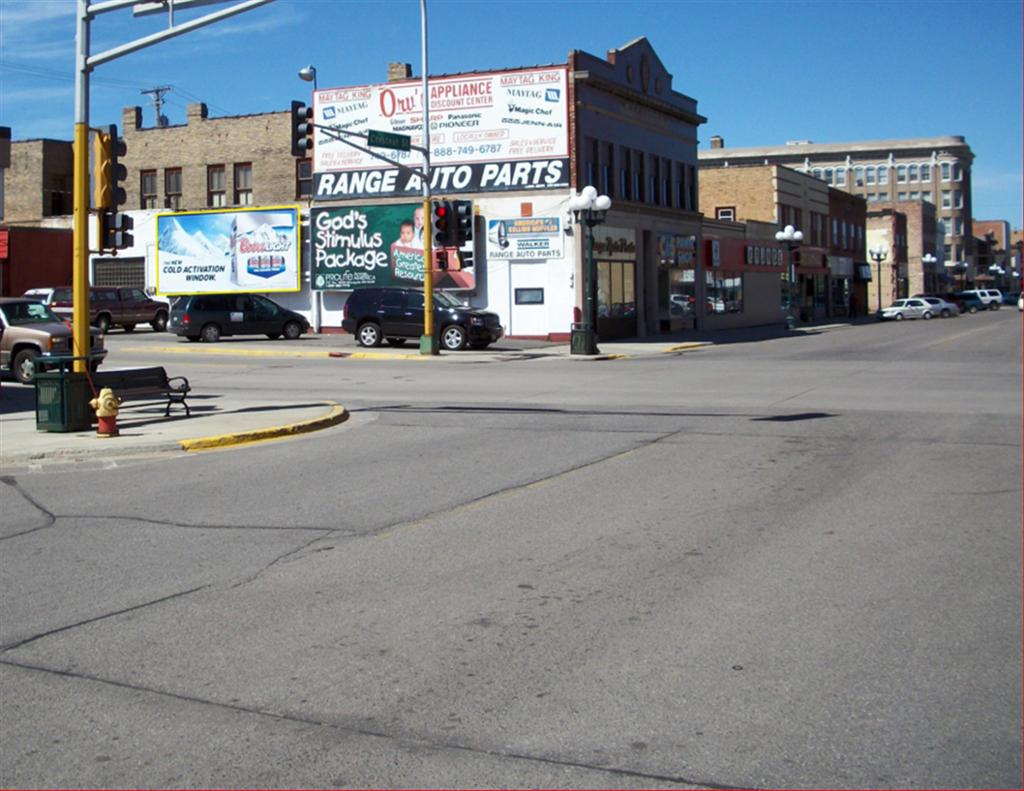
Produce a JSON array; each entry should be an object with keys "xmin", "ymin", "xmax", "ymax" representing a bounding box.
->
[
  {"xmin": 959, "ymin": 289, "xmax": 1003, "ymax": 309},
  {"xmin": 879, "ymin": 298, "xmax": 935, "ymax": 321}
]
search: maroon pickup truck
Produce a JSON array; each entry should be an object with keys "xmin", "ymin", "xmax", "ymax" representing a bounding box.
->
[{"xmin": 23, "ymin": 286, "xmax": 170, "ymax": 332}]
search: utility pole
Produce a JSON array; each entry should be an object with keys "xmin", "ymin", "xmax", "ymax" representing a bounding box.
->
[{"xmin": 141, "ymin": 85, "xmax": 172, "ymax": 127}]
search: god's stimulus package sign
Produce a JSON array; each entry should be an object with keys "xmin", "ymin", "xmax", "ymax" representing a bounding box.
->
[
  {"xmin": 310, "ymin": 204, "xmax": 475, "ymax": 291},
  {"xmin": 155, "ymin": 207, "xmax": 301, "ymax": 295}
]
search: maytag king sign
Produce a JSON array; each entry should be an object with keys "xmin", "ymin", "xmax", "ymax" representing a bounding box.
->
[{"xmin": 312, "ymin": 66, "xmax": 570, "ymax": 200}]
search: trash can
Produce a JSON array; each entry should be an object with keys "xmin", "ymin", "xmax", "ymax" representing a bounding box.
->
[
  {"xmin": 35, "ymin": 362, "xmax": 93, "ymax": 432},
  {"xmin": 570, "ymin": 322, "xmax": 598, "ymax": 355}
]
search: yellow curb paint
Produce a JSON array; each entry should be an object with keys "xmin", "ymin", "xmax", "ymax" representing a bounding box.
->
[
  {"xmin": 180, "ymin": 403, "xmax": 348, "ymax": 452},
  {"xmin": 346, "ymin": 352, "xmax": 429, "ymax": 360},
  {"xmin": 663, "ymin": 342, "xmax": 709, "ymax": 353}
]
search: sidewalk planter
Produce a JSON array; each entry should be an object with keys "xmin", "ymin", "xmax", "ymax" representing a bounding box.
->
[{"xmin": 35, "ymin": 367, "xmax": 93, "ymax": 432}]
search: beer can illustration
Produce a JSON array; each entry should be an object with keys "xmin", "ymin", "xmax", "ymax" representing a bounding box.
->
[{"xmin": 231, "ymin": 211, "xmax": 295, "ymax": 287}]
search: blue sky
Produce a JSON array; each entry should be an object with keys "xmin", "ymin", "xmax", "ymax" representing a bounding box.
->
[{"xmin": 2, "ymin": 0, "xmax": 1021, "ymax": 223}]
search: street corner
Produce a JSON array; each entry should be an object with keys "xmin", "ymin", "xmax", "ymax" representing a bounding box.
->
[{"xmin": 179, "ymin": 401, "xmax": 349, "ymax": 451}]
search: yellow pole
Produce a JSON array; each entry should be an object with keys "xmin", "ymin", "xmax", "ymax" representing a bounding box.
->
[
  {"xmin": 422, "ymin": 197, "xmax": 433, "ymax": 339},
  {"xmin": 72, "ymin": 122, "xmax": 91, "ymax": 374}
]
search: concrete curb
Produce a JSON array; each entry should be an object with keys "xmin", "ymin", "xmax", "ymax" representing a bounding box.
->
[{"xmin": 179, "ymin": 402, "xmax": 349, "ymax": 451}]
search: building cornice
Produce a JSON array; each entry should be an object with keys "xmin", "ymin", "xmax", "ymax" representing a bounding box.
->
[{"xmin": 573, "ymin": 71, "xmax": 707, "ymax": 127}]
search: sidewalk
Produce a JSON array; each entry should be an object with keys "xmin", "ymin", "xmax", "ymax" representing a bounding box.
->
[{"xmin": 1, "ymin": 317, "xmax": 863, "ymax": 468}]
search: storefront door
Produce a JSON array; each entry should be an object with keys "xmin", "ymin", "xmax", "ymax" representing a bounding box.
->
[{"xmin": 596, "ymin": 260, "xmax": 636, "ymax": 339}]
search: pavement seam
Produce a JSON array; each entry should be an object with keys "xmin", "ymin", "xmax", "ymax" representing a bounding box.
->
[
  {"xmin": 178, "ymin": 402, "xmax": 347, "ymax": 452},
  {"xmin": 0, "ymin": 658, "xmax": 739, "ymax": 789}
]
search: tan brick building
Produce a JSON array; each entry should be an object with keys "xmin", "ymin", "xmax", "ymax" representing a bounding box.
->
[
  {"xmin": 3, "ymin": 138, "xmax": 74, "ymax": 224},
  {"xmin": 865, "ymin": 209, "xmax": 909, "ymax": 311},
  {"xmin": 120, "ymin": 103, "xmax": 304, "ymax": 212},
  {"xmin": 698, "ymin": 164, "xmax": 838, "ymax": 320}
]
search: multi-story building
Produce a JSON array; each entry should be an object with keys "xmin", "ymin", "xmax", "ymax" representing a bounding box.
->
[
  {"xmin": 698, "ymin": 163, "xmax": 864, "ymax": 320},
  {"xmin": 972, "ymin": 219, "xmax": 1015, "ymax": 289},
  {"xmin": 827, "ymin": 186, "xmax": 868, "ymax": 316},
  {"xmin": 870, "ymin": 200, "xmax": 939, "ymax": 296},
  {"xmin": 865, "ymin": 208, "xmax": 909, "ymax": 310},
  {"xmin": 699, "ymin": 135, "xmax": 974, "ymax": 273},
  {"xmin": 3, "ymin": 138, "xmax": 74, "ymax": 224}
]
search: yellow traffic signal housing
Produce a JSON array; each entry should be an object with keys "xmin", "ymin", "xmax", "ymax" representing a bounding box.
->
[{"xmin": 92, "ymin": 129, "xmax": 113, "ymax": 209}]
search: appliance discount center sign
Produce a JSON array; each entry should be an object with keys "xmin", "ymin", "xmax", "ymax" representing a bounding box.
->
[{"xmin": 313, "ymin": 67, "xmax": 569, "ymax": 199}]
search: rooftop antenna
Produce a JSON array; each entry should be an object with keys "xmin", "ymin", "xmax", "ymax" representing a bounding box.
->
[{"xmin": 142, "ymin": 86, "xmax": 172, "ymax": 127}]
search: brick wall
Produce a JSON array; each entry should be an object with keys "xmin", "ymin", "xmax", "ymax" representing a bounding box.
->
[
  {"xmin": 121, "ymin": 103, "xmax": 300, "ymax": 212},
  {"xmin": 698, "ymin": 165, "xmax": 775, "ymax": 223}
]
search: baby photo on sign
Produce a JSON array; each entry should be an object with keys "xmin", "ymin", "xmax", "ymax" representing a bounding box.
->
[{"xmin": 391, "ymin": 219, "xmax": 423, "ymax": 283}]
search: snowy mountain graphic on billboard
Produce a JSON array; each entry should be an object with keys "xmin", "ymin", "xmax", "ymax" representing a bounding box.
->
[{"xmin": 158, "ymin": 217, "xmax": 229, "ymax": 260}]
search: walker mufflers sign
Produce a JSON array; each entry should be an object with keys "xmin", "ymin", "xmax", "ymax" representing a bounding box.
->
[
  {"xmin": 310, "ymin": 204, "xmax": 475, "ymax": 291},
  {"xmin": 155, "ymin": 206, "xmax": 300, "ymax": 295}
]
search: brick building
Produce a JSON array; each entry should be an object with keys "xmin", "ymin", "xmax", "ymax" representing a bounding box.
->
[
  {"xmin": 827, "ymin": 186, "xmax": 868, "ymax": 316},
  {"xmin": 698, "ymin": 163, "xmax": 850, "ymax": 321},
  {"xmin": 119, "ymin": 103, "xmax": 303, "ymax": 212},
  {"xmin": 3, "ymin": 138, "xmax": 74, "ymax": 224},
  {"xmin": 699, "ymin": 135, "xmax": 975, "ymax": 276},
  {"xmin": 865, "ymin": 208, "xmax": 909, "ymax": 311}
]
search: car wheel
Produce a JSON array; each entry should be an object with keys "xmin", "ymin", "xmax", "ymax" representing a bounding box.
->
[
  {"xmin": 95, "ymin": 313, "xmax": 111, "ymax": 333},
  {"xmin": 266, "ymin": 333, "xmax": 281, "ymax": 340},
  {"xmin": 385, "ymin": 338, "xmax": 408, "ymax": 347},
  {"xmin": 940, "ymin": 309, "xmax": 951, "ymax": 318},
  {"xmin": 122, "ymin": 323, "xmax": 136, "ymax": 332},
  {"xmin": 969, "ymin": 305, "xmax": 978, "ymax": 313},
  {"xmin": 441, "ymin": 324, "xmax": 467, "ymax": 351},
  {"xmin": 922, "ymin": 311, "xmax": 932, "ymax": 320},
  {"xmin": 991, "ymin": 303, "xmax": 1000, "ymax": 311},
  {"xmin": 894, "ymin": 313, "xmax": 904, "ymax": 321},
  {"xmin": 357, "ymin": 322, "xmax": 382, "ymax": 347},
  {"xmin": 151, "ymin": 311, "xmax": 168, "ymax": 332},
  {"xmin": 200, "ymin": 323, "xmax": 221, "ymax": 343},
  {"xmin": 283, "ymin": 320, "xmax": 303, "ymax": 340},
  {"xmin": 12, "ymin": 348, "xmax": 39, "ymax": 385}
]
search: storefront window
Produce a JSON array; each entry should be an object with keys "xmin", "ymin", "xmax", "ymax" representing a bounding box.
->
[
  {"xmin": 597, "ymin": 261, "xmax": 635, "ymax": 320},
  {"xmin": 705, "ymin": 270, "xmax": 743, "ymax": 314},
  {"xmin": 668, "ymin": 267, "xmax": 697, "ymax": 317},
  {"xmin": 814, "ymin": 274, "xmax": 827, "ymax": 309}
]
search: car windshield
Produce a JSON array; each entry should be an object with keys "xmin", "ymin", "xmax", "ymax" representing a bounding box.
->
[
  {"xmin": 433, "ymin": 291, "xmax": 464, "ymax": 308},
  {"xmin": 0, "ymin": 301, "xmax": 63, "ymax": 326}
]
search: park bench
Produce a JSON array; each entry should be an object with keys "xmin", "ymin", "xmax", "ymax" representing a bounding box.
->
[{"xmin": 91, "ymin": 366, "xmax": 191, "ymax": 416}]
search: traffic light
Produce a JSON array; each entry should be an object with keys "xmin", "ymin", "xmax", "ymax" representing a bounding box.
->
[
  {"xmin": 452, "ymin": 200, "xmax": 473, "ymax": 246},
  {"xmin": 434, "ymin": 249, "xmax": 449, "ymax": 271},
  {"xmin": 100, "ymin": 210, "xmax": 134, "ymax": 251},
  {"xmin": 431, "ymin": 200, "xmax": 455, "ymax": 248},
  {"xmin": 291, "ymin": 100, "xmax": 313, "ymax": 156},
  {"xmin": 94, "ymin": 124, "xmax": 132, "ymax": 250}
]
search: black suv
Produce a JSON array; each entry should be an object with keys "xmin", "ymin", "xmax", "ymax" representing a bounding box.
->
[
  {"xmin": 342, "ymin": 288, "xmax": 503, "ymax": 351},
  {"xmin": 169, "ymin": 293, "xmax": 309, "ymax": 342}
]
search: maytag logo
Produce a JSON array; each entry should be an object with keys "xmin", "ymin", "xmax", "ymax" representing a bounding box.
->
[
  {"xmin": 323, "ymin": 107, "xmax": 337, "ymax": 119},
  {"xmin": 545, "ymin": 89, "xmax": 560, "ymax": 102}
]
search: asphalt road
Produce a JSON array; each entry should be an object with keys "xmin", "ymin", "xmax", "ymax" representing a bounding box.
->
[{"xmin": 2, "ymin": 311, "xmax": 1021, "ymax": 789}]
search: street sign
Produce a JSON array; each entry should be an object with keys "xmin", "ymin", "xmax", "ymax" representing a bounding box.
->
[{"xmin": 367, "ymin": 129, "xmax": 411, "ymax": 152}]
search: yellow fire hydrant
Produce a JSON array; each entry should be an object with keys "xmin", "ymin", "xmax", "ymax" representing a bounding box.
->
[{"xmin": 90, "ymin": 387, "xmax": 121, "ymax": 437}]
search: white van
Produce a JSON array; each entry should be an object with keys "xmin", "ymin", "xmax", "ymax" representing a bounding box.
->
[{"xmin": 959, "ymin": 289, "xmax": 1003, "ymax": 309}]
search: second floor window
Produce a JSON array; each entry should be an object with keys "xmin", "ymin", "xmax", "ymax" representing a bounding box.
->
[
  {"xmin": 208, "ymin": 165, "xmax": 226, "ymax": 207},
  {"xmin": 234, "ymin": 163, "xmax": 253, "ymax": 205},
  {"xmin": 141, "ymin": 170, "xmax": 157, "ymax": 209},
  {"xmin": 164, "ymin": 168, "xmax": 182, "ymax": 210}
]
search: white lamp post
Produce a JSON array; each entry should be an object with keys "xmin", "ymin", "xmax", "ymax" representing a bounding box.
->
[
  {"xmin": 568, "ymin": 186, "xmax": 611, "ymax": 355},
  {"xmin": 869, "ymin": 243, "xmax": 889, "ymax": 312},
  {"xmin": 297, "ymin": 65, "xmax": 317, "ymax": 91},
  {"xmin": 922, "ymin": 253, "xmax": 937, "ymax": 292},
  {"xmin": 775, "ymin": 224, "xmax": 803, "ymax": 329}
]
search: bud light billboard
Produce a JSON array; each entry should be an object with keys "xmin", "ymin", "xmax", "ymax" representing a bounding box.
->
[{"xmin": 155, "ymin": 206, "xmax": 301, "ymax": 295}]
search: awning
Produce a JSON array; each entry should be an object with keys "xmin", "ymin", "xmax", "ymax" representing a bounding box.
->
[{"xmin": 855, "ymin": 264, "xmax": 873, "ymax": 281}]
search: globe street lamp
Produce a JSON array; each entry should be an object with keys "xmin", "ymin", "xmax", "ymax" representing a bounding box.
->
[
  {"xmin": 869, "ymin": 243, "xmax": 889, "ymax": 312},
  {"xmin": 569, "ymin": 186, "xmax": 611, "ymax": 355},
  {"xmin": 775, "ymin": 224, "xmax": 803, "ymax": 329}
]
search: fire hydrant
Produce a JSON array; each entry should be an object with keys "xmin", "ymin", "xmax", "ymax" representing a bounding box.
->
[{"xmin": 90, "ymin": 387, "xmax": 121, "ymax": 437}]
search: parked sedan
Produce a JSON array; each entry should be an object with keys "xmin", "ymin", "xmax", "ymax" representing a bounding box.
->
[
  {"xmin": 919, "ymin": 296, "xmax": 960, "ymax": 317},
  {"xmin": 878, "ymin": 298, "xmax": 935, "ymax": 321}
]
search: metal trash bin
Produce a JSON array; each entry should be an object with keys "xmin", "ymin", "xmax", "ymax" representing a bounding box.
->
[
  {"xmin": 35, "ymin": 360, "xmax": 93, "ymax": 432},
  {"xmin": 570, "ymin": 322, "xmax": 599, "ymax": 355}
]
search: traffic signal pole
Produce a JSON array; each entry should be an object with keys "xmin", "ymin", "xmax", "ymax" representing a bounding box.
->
[
  {"xmin": 72, "ymin": 0, "xmax": 91, "ymax": 374},
  {"xmin": 418, "ymin": 0, "xmax": 438, "ymax": 355}
]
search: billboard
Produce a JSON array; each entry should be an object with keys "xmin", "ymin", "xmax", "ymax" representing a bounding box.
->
[
  {"xmin": 312, "ymin": 66, "xmax": 570, "ymax": 199},
  {"xmin": 311, "ymin": 204, "xmax": 474, "ymax": 291},
  {"xmin": 486, "ymin": 217, "xmax": 564, "ymax": 260},
  {"xmin": 155, "ymin": 206, "xmax": 301, "ymax": 295}
]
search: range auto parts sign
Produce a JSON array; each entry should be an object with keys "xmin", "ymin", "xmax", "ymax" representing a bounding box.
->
[{"xmin": 312, "ymin": 67, "xmax": 569, "ymax": 199}]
